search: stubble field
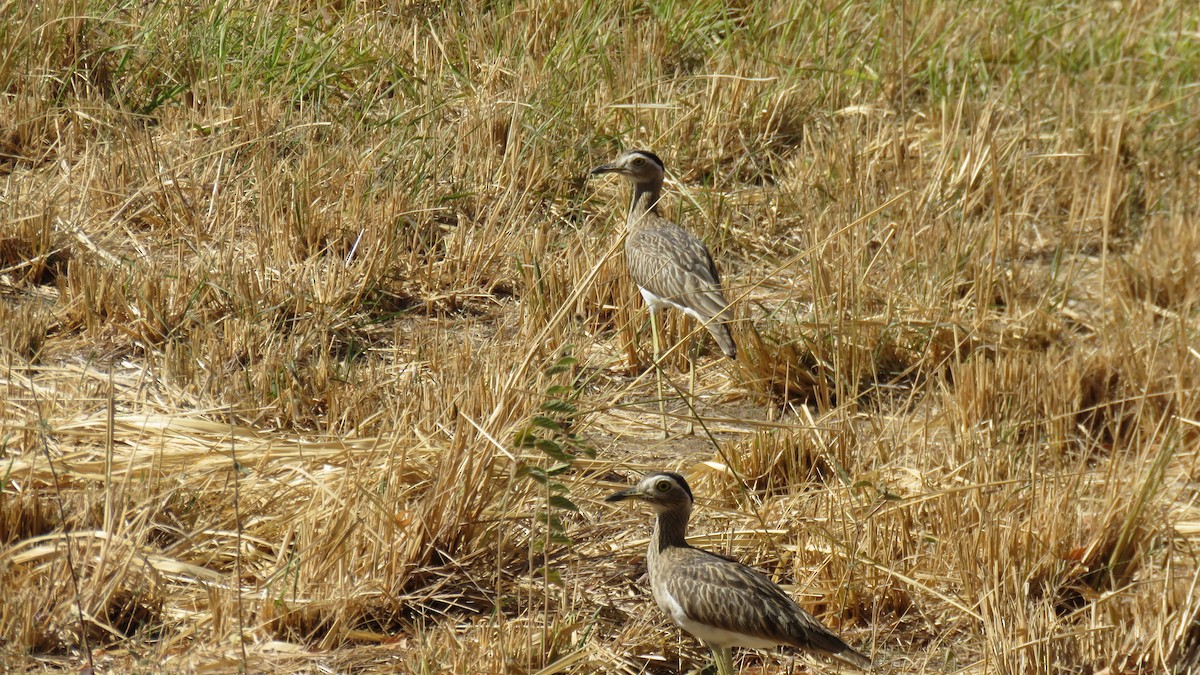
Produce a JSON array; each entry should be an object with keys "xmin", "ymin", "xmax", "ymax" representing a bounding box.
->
[{"xmin": 3, "ymin": 1, "xmax": 1200, "ymax": 672}]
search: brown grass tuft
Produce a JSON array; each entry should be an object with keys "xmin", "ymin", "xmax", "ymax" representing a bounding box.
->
[{"xmin": 3, "ymin": 0, "xmax": 1200, "ymax": 672}]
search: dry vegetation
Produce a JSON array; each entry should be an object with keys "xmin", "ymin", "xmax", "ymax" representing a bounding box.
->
[{"xmin": 3, "ymin": 0, "xmax": 1200, "ymax": 672}]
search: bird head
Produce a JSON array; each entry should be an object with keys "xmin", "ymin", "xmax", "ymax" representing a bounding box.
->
[
  {"xmin": 605, "ymin": 471, "xmax": 694, "ymax": 515},
  {"xmin": 590, "ymin": 150, "xmax": 666, "ymax": 184}
]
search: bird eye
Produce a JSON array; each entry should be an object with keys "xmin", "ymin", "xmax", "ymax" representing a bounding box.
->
[
  {"xmin": 656, "ymin": 480, "xmax": 671, "ymax": 492},
  {"xmin": 632, "ymin": 157, "xmax": 644, "ymax": 166}
]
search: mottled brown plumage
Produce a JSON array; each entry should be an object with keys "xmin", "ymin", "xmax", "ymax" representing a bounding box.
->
[
  {"xmin": 606, "ymin": 472, "xmax": 873, "ymax": 673},
  {"xmin": 590, "ymin": 150, "xmax": 737, "ymax": 359}
]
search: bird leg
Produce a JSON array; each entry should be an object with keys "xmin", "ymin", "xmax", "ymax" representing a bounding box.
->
[
  {"xmin": 708, "ymin": 643, "xmax": 735, "ymax": 675},
  {"xmin": 649, "ymin": 307, "xmax": 669, "ymax": 439},
  {"xmin": 686, "ymin": 326, "xmax": 697, "ymax": 436}
]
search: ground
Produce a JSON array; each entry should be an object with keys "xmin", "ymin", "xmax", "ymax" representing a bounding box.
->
[{"xmin": 3, "ymin": 1, "xmax": 1200, "ymax": 673}]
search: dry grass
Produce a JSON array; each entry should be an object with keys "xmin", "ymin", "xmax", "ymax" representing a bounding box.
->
[{"xmin": 3, "ymin": 0, "xmax": 1200, "ymax": 672}]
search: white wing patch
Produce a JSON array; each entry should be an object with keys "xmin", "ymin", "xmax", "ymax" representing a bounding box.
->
[{"xmin": 638, "ymin": 287, "xmax": 710, "ymax": 323}]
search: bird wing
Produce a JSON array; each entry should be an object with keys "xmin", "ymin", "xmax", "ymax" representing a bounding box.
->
[
  {"xmin": 663, "ymin": 548, "xmax": 867, "ymax": 662},
  {"xmin": 625, "ymin": 223, "xmax": 732, "ymax": 323}
]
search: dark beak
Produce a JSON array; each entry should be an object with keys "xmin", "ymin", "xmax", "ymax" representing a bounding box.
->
[
  {"xmin": 605, "ymin": 487, "xmax": 641, "ymax": 503},
  {"xmin": 590, "ymin": 162, "xmax": 619, "ymax": 176}
]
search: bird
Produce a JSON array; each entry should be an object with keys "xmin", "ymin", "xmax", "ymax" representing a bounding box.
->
[
  {"xmin": 590, "ymin": 150, "xmax": 736, "ymax": 435},
  {"xmin": 605, "ymin": 471, "xmax": 873, "ymax": 674}
]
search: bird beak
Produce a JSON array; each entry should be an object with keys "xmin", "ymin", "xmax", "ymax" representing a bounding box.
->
[
  {"xmin": 605, "ymin": 486, "xmax": 642, "ymax": 503},
  {"xmin": 590, "ymin": 162, "xmax": 620, "ymax": 176}
]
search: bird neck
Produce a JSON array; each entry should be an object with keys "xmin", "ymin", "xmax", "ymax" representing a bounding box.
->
[
  {"xmin": 629, "ymin": 182, "xmax": 663, "ymax": 220},
  {"xmin": 651, "ymin": 507, "xmax": 691, "ymax": 553}
]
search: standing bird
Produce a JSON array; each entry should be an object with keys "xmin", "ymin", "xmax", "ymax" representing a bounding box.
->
[
  {"xmin": 606, "ymin": 472, "xmax": 873, "ymax": 674},
  {"xmin": 590, "ymin": 150, "xmax": 736, "ymax": 435}
]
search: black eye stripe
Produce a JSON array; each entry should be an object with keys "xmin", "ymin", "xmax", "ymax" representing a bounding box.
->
[
  {"xmin": 628, "ymin": 150, "xmax": 665, "ymax": 170},
  {"xmin": 649, "ymin": 471, "xmax": 692, "ymax": 501}
]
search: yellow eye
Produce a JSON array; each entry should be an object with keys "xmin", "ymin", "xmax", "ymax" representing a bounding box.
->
[
  {"xmin": 656, "ymin": 480, "xmax": 671, "ymax": 492},
  {"xmin": 632, "ymin": 157, "xmax": 645, "ymax": 166}
]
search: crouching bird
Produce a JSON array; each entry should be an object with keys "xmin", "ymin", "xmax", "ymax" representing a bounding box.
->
[{"xmin": 606, "ymin": 471, "xmax": 873, "ymax": 673}]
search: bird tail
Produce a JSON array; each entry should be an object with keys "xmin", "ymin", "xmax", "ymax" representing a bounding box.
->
[
  {"xmin": 707, "ymin": 321, "xmax": 737, "ymax": 360},
  {"xmin": 834, "ymin": 644, "xmax": 874, "ymax": 670}
]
